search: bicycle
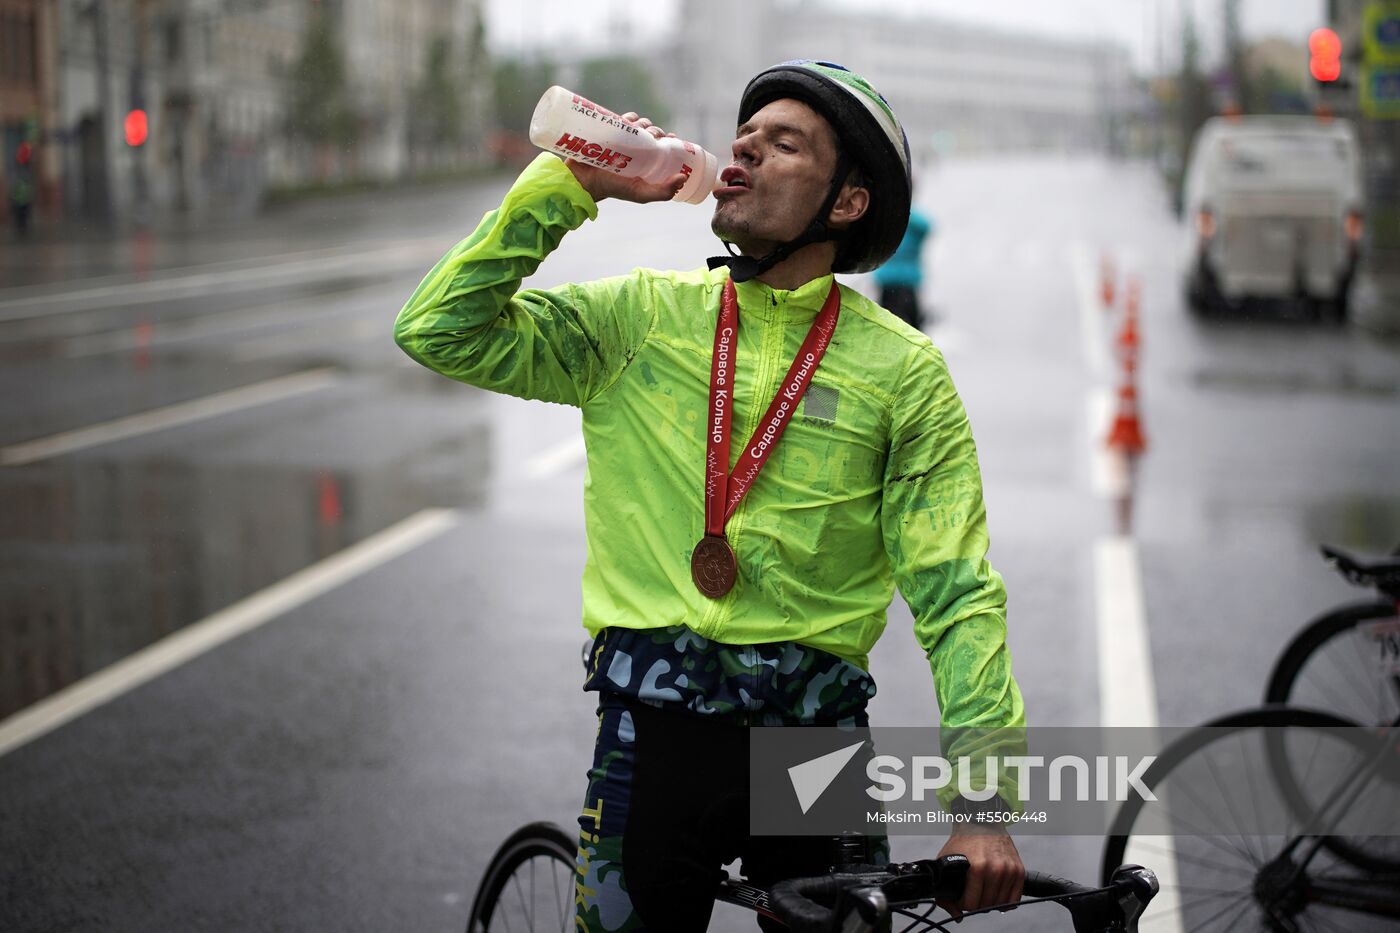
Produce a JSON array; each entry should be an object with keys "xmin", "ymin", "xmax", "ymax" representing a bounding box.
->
[
  {"xmin": 1263, "ymin": 544, "xmax": 1400, "ymax": 729},
  {"xmin": 1101, "ymin": 706, "xmax": 1400, "ymax": 931},
  {"xmin": 467, "ymin": 821, "xmax": 1159, "ymax": 932}
]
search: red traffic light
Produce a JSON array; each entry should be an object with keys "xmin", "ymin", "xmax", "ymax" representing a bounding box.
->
[
  {"xmin": 1309, "ymin": 28, "xmax": 1342, "ymax": 82},
  {"xmin": 124, "ymin": 109, "xmax": 148, "ymax": 147}
]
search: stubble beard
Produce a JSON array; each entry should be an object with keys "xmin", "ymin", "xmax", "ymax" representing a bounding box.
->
[{"xmin": 711, "ymin": 202, "xmax": 773, "ymax": 258}]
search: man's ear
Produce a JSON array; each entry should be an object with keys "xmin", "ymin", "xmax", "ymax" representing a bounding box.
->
[{"xmin": 827, "ymin": 183, "xmax": 870, "ymax": 229}]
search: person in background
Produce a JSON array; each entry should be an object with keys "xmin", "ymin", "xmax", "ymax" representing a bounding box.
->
[
  {"xmin": 874, "ymin": 194, "xmax": 933, "ymax": 329},
  {"xmin": 8, "ymin": 142, "xmax": 36, "ymax": 238}
]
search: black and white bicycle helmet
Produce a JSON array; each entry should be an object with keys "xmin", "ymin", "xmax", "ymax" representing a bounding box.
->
[{"xmin": 713, "ymin": 60, "xmax": 912, "ymax": 281}]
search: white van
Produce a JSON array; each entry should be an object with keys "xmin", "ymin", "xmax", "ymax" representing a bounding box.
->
[{"xmin": 1180, "ymin": 115, "xmax": 1363, "ymax": 321}]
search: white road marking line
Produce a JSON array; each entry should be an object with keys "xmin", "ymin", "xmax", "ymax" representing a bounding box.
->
[
  {"xmin": 0, "ymin": 241, "xmax": 395, "ymax": 304},
  {"xmin": 0, "ymin": 238, "xmax": 443, "ymax": 322},
  {"xmin": 63, "ymin": 303, "xmax": 329, "ymax": 358},
  {"xmin": 0, "ymin": 508, "xmax": 460, "ymax": 758},
  {"xmin": 228, "ymin": 319, "xmax": 382, "ymax": 362},
  {"xmin": 1088, "ymin": 389, "xmax": 1130, "ymax": 498},
  {"xmin": 1095, "ymin": 536, "xmax": 1158, "ymax": 728},
  {"xmin": 1068, "ymin": 240, "xmax": 1109, "ymax": 377},
  {"xmin": 1094, "ymin": 540, "xmax": 1183, "ymax": 931},
  {"xmin": 523, "ymin": 434, "xmax": 587, "ymax": 479},
  {"xmin": 1082, "ymin": 232, "xmax": 1178, "ymax": 929},
  {"xmin": 0, "ymin": 368, "xmax": 338, "ymax": 466}
]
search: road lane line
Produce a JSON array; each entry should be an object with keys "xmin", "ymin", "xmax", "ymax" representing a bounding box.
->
[
  {"xmin": 0, "ymin": 238, "xmax": 443, "ymax": 322},
  {"xmin": 0, "ymin": 508, "xmax": 460, "ymax": 758},
  {"xmin": 62, "ymin": 303, "xmax": 336, "ymax": 358},
  {"xmin": 0, "ymin": 242, "xmax": 391, "ymax": 303},
  {"xmin": 1095, "ymin": 537, "xmax": 1157, "ymax": 728},
  {"xmin": 523, "ymin": 434, "xmax": 586, "ymax": 479},
  {"xmin": 228, "ymin": 318, "xmax": 382, "ymax": 362},
  {"xmin": 0, "ymin": 368, "xmax": 338, "ymax": 466},
  {"xmin": 1095, "ymin": 538, "xmax": 1182, "ymax": 932}
]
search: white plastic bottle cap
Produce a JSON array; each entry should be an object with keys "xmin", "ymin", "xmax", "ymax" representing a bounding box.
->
[{"xmin": 675, "ymin": 147, "xmax": 720, "ymax": 205}]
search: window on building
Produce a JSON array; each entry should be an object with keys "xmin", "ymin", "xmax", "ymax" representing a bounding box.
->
[
  {"xmin": 1, "ymin": 12, "xmax": 39, "ymax": 87},
  {"xmin": 165, "ymin": 20, "xmax": 182, "ymax": 65}
]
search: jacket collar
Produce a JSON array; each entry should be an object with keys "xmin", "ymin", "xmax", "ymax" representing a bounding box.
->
[{"xmin": 731, "ymin": 274, "xmax": 837, "ymax": 321}]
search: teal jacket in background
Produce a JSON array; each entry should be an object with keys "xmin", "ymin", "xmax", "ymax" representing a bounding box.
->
[{"xmin": 874, "ymin": 206, "xmax": 933, "ymax": 288}]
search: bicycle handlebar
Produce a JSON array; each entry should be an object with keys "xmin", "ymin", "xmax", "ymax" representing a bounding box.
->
[{"xmin": 769, "ymin": 857, "xmax": 1158, "ymax": 933}]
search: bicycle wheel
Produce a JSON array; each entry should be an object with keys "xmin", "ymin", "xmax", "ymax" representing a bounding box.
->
[
  {"xmin": 1265, "ymin": 600, "xmax": 1400, "ymax": 727},
  {"xmin": 467, "ymin": 822, "xmax": 577, "ymax": 933},
  {"xmin": 1102, "ymin": 707, "xmax": 1400, "ymax": 932}
]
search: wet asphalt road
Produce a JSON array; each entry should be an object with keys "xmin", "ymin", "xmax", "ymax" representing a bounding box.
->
[{"xmin": 1, "ymin": 157, "xmax": 1398, "ymax": 931}]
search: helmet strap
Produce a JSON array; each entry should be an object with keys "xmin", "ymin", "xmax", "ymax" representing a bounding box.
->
[{"xmin": 709, "ymin": 151, "xmax": 852, "ymax": 284}]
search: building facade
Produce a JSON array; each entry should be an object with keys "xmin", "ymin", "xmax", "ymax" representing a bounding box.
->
[
  {"xmin": 670, "ymin": 0, "xmax": 1136, "ymax": 165},
  {"xmin": 39, "ymin": 0, "xmax": 489, "ymax": 229},
  {"xmin": 1, "ymin": 0, "xmax": 59, "ymax": 229}
]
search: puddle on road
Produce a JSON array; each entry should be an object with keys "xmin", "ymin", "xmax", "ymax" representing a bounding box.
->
[{"xmin": 0, "ymin": 424, "xmax": 491, "ymax": 719}]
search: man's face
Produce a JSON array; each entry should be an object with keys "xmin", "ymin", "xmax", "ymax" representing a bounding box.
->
[{"xmin": 711, "ymin": 98, "xmax": 841, "ymax": 255}]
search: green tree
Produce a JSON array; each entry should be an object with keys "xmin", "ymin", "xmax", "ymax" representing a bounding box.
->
[
  {"xmin": 1171, "ymin": 10, "xmax": 1213, "ymax": 209},
  {"xmin": 577, "ymin": 56, "xmax": 670, "ymax": 125},
  {"xmin": 492, "ymin": 57, "xmax": 557, "ymax": 132},
  {"xmin": 411, "ymin": 35, "xmax": 464, "ymax": 147},
  {"xmin": 1247, "ymin": 64, "xmax": 1309, "ymax": 114},
  {"xmin": 285, "ymin": 10, "xmax": 356, "ymax": 149}
]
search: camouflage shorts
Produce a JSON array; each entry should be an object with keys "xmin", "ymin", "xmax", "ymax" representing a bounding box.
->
[{"xmin": 582, "ymin": 625, "xmax": 877, "ymax": 725}]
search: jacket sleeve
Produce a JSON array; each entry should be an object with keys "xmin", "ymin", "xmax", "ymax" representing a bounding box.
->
[
  {"xmin": 881, "ymin": 344, "xmax": 1026, "ymax": 803},
  {"xmin": 394, "ymin": 154, "xmax": 655, "ymax": 407}
]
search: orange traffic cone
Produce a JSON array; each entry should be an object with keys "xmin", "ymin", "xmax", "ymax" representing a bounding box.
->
[
  {"xmin": 1116, "ymin": 302, "xmax": 1140, "ymax": 356},
  {"xmin": 1106, "ymin": 380, "xmax": 1147, "ymax": 454},
  {"xmin": 1100, "ymin": 255, "xmax": 1116, "ymax": 310}
]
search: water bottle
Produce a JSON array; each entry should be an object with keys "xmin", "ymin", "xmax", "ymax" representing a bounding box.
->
[{"xmin": 529, "ymin": 86, "xmax": 719, "ymax": 205}]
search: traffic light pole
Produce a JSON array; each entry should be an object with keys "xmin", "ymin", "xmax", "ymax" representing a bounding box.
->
[{"xmin": 1332, "ymin": 0, "xmax": 1400, "ymax": 331}]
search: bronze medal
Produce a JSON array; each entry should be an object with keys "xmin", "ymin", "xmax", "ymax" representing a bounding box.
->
[
  {"xmin": 694, "ymin": 280, "xmax": 840, "ymax": 599},
  {"xmin": 691, "ymin": 534, "xmax": 738, "ymax": 599}
]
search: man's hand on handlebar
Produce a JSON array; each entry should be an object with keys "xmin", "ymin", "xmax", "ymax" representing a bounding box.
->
[
  {"xmin": 564, "ymin": 113, "xmax": 689, "ymax": 204},
  {"xmin": 936, "ymin": 827, "xmax": 1024, "ymax": 918}
]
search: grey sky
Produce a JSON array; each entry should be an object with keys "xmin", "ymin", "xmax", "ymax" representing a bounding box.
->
[{"xmin": 485, "ymin": 0, "xmax": 1326, "ymax": 73}]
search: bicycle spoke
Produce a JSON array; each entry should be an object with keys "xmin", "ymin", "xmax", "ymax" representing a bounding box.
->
[
  {"xmin": 1301, "ymin": 909, "xmax": 1356, "ymax": 933},
  {"xmin": 1344, "ymin": 628, "xmax": 1384, "ymax": 722},
  {"xmin": 1289, "ymin": 730, "xmax": 1327, "ymax": 837},
  {"xmin": 553, "ymin": 856, "xmax": 567, "ymax": 929},
  {"xmin": 1202, "ymin": 735, "xmax": 1264, "ymax": 864},
  {"xmin": 1156, "ymin": 768, "xmax": 1266, "ymax": 866},
  {"xmin": 1322, "ymin": 632, "xmax": 1374, "ymax": 717},
  {"xmin": 1181, "ymin": 886, "xmax": 1257, "ymax": 931},
  {"xmin": 507, "ymin": 868, "xmax": 529, "ymax": 931},
  {"xmin": 1125, "ymin": 837, "xmax": 1255, "ymax": 878},
  {"xmin": 1241, "ymin": 733, "xmax": 1270, "ymax": 857}
]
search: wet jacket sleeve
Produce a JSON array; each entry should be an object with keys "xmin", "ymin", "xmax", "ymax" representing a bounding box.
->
[
  {"xmin": 882, "ymin": 345, "xmax": 1026, "ymax": 801},
  {"xmin": 393, "ymin": 154, "xmax": 655, "ymax": 406}
]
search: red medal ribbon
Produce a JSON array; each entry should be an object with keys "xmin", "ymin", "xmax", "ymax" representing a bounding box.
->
[{"xmin": 703, "ymin": 278, "xmax": 842, "ymax": 538}]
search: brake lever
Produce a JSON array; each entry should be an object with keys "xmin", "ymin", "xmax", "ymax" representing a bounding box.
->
[{"xmin": 832, "ymin": 885, "xmax": 889, "ymax": 933}]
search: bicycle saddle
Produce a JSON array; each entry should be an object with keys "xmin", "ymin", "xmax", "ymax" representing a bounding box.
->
[{"xmin": 1321, "ymin": 544, "xmax": 1400, "ymax": 598}]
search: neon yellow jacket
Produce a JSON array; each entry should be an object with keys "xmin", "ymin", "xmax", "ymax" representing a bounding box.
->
[{"xmin": 395, "ymin": 155, "xmax": 1024, "ymax": 733}]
